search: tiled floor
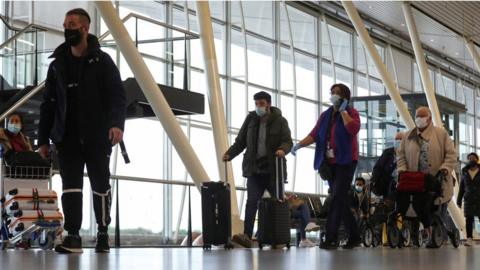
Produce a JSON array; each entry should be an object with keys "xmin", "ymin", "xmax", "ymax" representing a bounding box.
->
[{"xmin": 0, "ymin": 245, "xmax": 478, "ymax": 270}]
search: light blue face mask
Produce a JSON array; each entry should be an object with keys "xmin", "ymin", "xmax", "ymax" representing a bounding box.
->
[
  {"xmin": 255, "ymin": 106, "xmax": 267, "ymax": 117},
  {"xmin": 7, "ymin": 123, "xmax": 21, "ymax": 134},
  {"xmin": 330, "ymin": 94, "xmax": 342, "ymax": 106},
  {"xmin": 393, "ymin": 140, "xmax": 400, "ymax": 149},
  {"xmin": 355, "ymin": 185, "xmax": 364, "ymax": 193}
]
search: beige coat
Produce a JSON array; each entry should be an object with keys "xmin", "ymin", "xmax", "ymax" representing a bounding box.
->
[
  {"xmin": 397, "ymin": 124, "xmax": 457, "ymax": 204},
  {"xmin": 0, "ymin": 128, "xmax": 32, "ymax": 153}
]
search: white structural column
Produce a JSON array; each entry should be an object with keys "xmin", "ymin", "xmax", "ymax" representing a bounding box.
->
[
  {"xmin": 283, "ymin": 2, "xmax": 298, "ymax": 191},
  {"xmin": 402, "ymin": 2, "xmax": 465, "ymax": 232},
  {"xmin": 94, "ymin": 1, "xmax": 210, "ymax": 190},
  {"xmin": 342, "ymin": 1, "xmax": 415, "ymax": 129},
  {"xmin": 401, "ymin": 2, "xmax": 442, "ymax": 127},
  {"xmin": 195, "ymin": 1, "xmax": 242, "ymax": 234},
  {"xmin": 465, "ymin": 39, "xmax": 480, "ymax": 73}
]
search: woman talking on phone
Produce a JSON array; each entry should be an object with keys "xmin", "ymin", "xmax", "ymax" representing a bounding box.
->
[{"xmin": 291, "ymin": 83, "xmax": 361, "ymax": 250}]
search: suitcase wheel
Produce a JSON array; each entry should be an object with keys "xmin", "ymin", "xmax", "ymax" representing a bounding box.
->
[
  {"xmin": 258, "ymin": 243, "xmax": 264, "ymax": 250},
  {"xmin": 286, "ymin": 243, "xmax": 290, "ymax": 250},
  {"xmin": 224, "ymin": 243, "xmax": 234, "ymax": 250},
  {"xmin": 203, "ymin": 244, "xmax": 211, "ymax": 251}
]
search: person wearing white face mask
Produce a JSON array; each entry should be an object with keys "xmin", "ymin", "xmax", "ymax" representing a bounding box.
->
[
  {"xmin": 0, "ymin": 113, "xmax": 32, "ymax": 155},
  {"xmin": 396, "ymin": 106, "xmax": 457, "ymax": 247},
  {"xmin": 223, "ymin": 91, "xmax": 292, "ymax": 248},
  {"xmin": 291, "ymin": 83, "xmax": 361, "ymax": 250}
]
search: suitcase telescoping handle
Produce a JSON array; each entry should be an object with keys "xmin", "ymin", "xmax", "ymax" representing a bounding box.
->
[
  {"xmin": 223, "ymin": 161, "xmax": 230, "ymax": 184},
  {"xmin": 275, "ymin": 156, "xmax": 285, "ymax": 201}
]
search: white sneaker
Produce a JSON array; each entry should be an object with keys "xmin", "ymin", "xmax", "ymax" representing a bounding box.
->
[
  {"xmin": 465, "ymin": 238, "xmax": 474, "ymax": 247},
  {"xmin": 299, "ymin": 239, "xmax": 317, "ymax": 248},
  {"xmin": 305, "ymin": 222, "xmax": 320, "ymax": 232}
]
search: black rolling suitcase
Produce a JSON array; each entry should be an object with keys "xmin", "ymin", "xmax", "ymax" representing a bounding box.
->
[
  {"xmin": 201, "ymin": 162, "xmax": 233, "ymax": 250},
  {"xmin": 257, "ymin": 157, "xmax": 291, "ymax": 249}
]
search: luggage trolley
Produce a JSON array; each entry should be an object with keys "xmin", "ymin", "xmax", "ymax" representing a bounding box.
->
[{"xmin": 0, "ymin": 146, "xmax": 63, "ymax": 250}]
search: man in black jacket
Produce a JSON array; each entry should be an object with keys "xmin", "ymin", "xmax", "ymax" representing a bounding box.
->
[
  {"xmin": 223, "ymin": 91, "xmax": 292, "ymax": 247},
  {"xmin": 38, "ymin": 8, "xmax": 126, "ymax": 254}
]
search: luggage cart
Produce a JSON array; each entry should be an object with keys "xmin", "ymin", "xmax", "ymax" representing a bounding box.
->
[{"xmin": 0, "ymin": 146, "xmax": 63, "ymax": 250}]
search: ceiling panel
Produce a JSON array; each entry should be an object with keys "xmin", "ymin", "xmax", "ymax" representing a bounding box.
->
[
  {"xmin": 413, "ymin": 1, "xmax": 480, "ymax": 42},
  {"xmin": 352, "ymin": 1, "xmax": 477, "ymax": 71}
]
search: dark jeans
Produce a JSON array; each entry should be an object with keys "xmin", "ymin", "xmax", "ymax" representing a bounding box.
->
[
  {"xmin": 244, "ymin": 173, "xmax": 274, "ymax": 238},
  {"xmin": 325, "ymin": 162, "xmax": 359, "ymax": 243},
  {"xmin": 56, "ymin": 139, "xmax": 112, "ymax": 234},
  {"xmin": 466, "ymin": 215, "xmax": 480, "ymax": 238},
  {"xmin": 292, "ymin": 203, "xmax": 310, "ymax": 239}
]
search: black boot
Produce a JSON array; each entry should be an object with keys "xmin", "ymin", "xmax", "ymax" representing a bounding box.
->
[
  {"xmin": 55, "ymin": 234, "xmax": 83, "ymax": 254},
  {"xmin": 95, "ymin": 231, "xmax": 110, "ymax": 253}
]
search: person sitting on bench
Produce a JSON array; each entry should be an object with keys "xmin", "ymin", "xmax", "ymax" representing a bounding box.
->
[
  {"xmin": 348, "ymin": 177, "xmax": 369, "ymax": 223},
  {"xmin": 287, "ymin": 194, "xmax": 320, "ymax": 247}
]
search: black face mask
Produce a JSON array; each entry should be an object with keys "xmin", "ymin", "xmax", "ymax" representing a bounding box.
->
[
  {"xmin": 64, "ymin": 28, "xmax": 83, "ymax": 46},
  {"xmin": 469, "ymin": 160, "xmax": 478, "ymax": 167}
]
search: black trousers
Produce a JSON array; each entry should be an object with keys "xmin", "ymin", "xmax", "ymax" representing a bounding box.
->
[
  {"xmin": 325, "ymin": 162, "xmax": 359, "ymax": 243},
  {"xmin": 466, "ymin": 215, "xmax": 480, "ymax": 238},
  {"xmin": 56, "ymin": 139, "xmax": 112, "ymax": 234},
  {"xmin": 244, "ymin": 173, "xmax": 274, "ymax": 238}
]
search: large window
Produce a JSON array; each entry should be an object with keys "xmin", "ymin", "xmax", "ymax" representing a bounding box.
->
[
  {"xmin": 329, "ymin": 24, "xmax": 353, "ymax": 68},
  {"xmin": 6, "ymin": 0, "xmax": 480, "ymax": 246}
]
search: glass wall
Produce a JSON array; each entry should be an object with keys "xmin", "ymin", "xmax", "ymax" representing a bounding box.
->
[{"xmin": 2, "ymin": 0, "xmax": 480, "ymax": 245}]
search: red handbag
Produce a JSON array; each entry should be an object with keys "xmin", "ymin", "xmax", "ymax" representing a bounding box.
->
[{"xmin": 397, "ymin": 172, "xmax": 426, "ymax": 192}]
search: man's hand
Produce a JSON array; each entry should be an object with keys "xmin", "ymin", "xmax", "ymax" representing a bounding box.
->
[
  {"xmin": 109, "ymin": 127, "xmax": 123, "ymax": 146},
  {"xmin": 223, "ymin": 153, "xmax": 230, "ymax": 162},
  {"xmin": 276, "ymin": 149, "xmax": 286, "ymax": 158},
  {"xmin": 39, "ymin": 144, "xmax": 50, "ymax": 159}
]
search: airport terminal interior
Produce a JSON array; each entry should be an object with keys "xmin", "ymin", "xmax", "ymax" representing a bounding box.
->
[{"xmin": 1, "ymin": 0, "xmax": 480, "ymax": 269}]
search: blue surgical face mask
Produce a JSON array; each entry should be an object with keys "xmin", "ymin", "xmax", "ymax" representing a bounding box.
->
[
  {"xmin": 7, "ymin": 123, "xmax": 21, "ymax": 134},
  {"xmin": 330, "ymin": 94, "xmax": 342, "ymax": 106},
  {"xmin": 255, "ymin": 106, "xmax": 267, "ymax": 117},
  {"xmin": 355, "ymin": 185, "xmax": 364, "ymax": 193}
]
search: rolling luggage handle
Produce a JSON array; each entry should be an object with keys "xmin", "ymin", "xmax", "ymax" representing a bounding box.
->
[
  {"xmin": 275, "ymin": 156, "xmax": 286, "ymax": 201},
  {"xmin": 222, "ymin": 161, "xmax": 231, "ymax": 187}
]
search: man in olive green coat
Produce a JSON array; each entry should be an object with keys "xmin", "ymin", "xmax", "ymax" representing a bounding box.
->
[{"xmin": 223, "ymin": 91, "xmax": 292, "ymax": 247}]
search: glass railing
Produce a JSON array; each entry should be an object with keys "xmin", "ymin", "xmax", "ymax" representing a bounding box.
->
[
  {"xmin": 98, "ymin": 12, "xmax": 200, "ymax": 91},
  {"xmin": 0, "ymin": 16, "xmax": 49, "ymax": 90}
]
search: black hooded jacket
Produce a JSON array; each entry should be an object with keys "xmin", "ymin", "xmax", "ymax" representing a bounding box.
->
[{"xmin": 38, "ymin": 34, "xmax": 126, "ymax": 145}]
